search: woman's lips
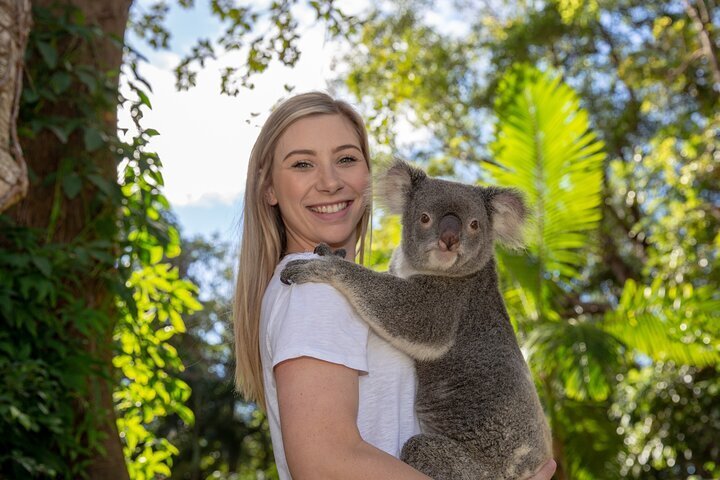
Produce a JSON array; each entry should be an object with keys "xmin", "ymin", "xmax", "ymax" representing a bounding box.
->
[{"xmin": 307, "ymin": 200, "xmax": 353, "ymax": 221}]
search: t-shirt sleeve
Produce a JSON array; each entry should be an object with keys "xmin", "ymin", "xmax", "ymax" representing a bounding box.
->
[{"xmin": 267, "ymin": 282, "xmax": 369, "ymax": 373}]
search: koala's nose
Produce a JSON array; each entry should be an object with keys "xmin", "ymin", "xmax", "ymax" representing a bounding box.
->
[{"xmin": 438, "ymin": 214, "xmax": 461, "ymax": 251}]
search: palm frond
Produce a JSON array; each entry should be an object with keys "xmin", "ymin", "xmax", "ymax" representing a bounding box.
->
[
  {"xmin": 604, "ymin": 278, "xmax": 720, "ymax": 367},
  {"xmin": 487, "ymin": 64, "xmax": 605, "ymax": 286},
  {"xmin": 556, "ymin": 399, "xmax": 624, "ymax": 480},
  {"xmin": 525, "ymin": 321, "xmax": 624, "ymax": 402}
]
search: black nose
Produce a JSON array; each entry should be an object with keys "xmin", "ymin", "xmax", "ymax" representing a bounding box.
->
[{"xmin": 439, "ymin": 214, "xmax": 461, "ymax": 251}]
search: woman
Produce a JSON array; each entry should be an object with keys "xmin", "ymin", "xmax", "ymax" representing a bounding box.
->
[{"xmin": 233, "ymin": 91, "xmax": 556, "ymax": 479}]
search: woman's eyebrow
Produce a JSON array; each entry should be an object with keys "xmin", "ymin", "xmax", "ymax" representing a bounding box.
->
[
  {"xmin": 281, "ymin": 144, "xmax": 362, "ymax": 162},
  {"xmin": 282, "ymin": 149, "xmax": 315, "ymax": 162},
  {"xmin": 332, "ymin": 144, "xmax": 362, "ymax": 153}
]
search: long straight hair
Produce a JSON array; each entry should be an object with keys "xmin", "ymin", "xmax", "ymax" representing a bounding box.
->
[{"xmin": 233, "ymin": 92, "xmax": 371, "ymax": 408}]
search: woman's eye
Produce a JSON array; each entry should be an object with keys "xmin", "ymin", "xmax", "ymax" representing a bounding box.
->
[
  {"xmin": 292, "ymin": 161, "xmax": 312, "ymax": 169},
  {"xmin": 339, "ymin": 155, "xmax": 358, "ymax": 164}
]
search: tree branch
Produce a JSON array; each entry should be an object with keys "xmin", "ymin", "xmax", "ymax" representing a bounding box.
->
[
  {"xmin": 684, "ymin": 0, "xmax": 720, "ymax": 88},
  {"xmin": 0, "ymin": 0, "xmax": 31, "ymax": 212}
]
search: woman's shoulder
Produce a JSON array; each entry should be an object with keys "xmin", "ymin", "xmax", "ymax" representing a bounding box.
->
[
  {"xmin": 261, "ymin": 252, "xmax": 370, "ymax": 372},
  {"xmin": 262, "ymin": 252, "xmax": 361, "ymax": 325},
  {"xmin": 265, "ymin": 252, "xmax": 344, "ymax": 301}
]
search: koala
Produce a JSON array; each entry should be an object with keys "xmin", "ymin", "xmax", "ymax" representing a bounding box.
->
[{"xmin": 280, "ymin": 160, "xmax": 552, "ymax": 480}]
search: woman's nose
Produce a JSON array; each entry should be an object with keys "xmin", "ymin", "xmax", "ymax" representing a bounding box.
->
[{"xmin": 316, "ymin": 164, "xmax": 343, "ymax": 193}]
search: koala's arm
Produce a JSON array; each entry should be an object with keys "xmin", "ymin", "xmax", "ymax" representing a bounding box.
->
[{"xmin": 281, "ymin": 258, "xmax": 459, "ymax": 360}]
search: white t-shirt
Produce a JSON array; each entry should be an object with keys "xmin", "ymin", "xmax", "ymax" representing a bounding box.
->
[{"xmin": 260, "ymin": 253, "xmax": 420, "ymax": 479}]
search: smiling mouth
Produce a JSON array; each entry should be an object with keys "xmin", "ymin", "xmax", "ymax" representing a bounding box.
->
[{"xmin": 308, "ymin": 201, "xmax": 351, "ymax": 214}]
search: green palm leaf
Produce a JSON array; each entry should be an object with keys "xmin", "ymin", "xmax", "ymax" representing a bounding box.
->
[
  {"xmin": 526, "ymin": 321, "xmax": 624, "ymax": 402},
  {"xmin": 604, "ymin": 278, "xmax": 720, "ymax": 367},
  {"xmin": 487, "ymin": 65, "xmax": 605, "ymax": 289}
]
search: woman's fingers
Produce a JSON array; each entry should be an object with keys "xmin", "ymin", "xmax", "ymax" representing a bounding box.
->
[{"xmin": 527, "ymin": 459, "xmax": 557, "ymax": 480}]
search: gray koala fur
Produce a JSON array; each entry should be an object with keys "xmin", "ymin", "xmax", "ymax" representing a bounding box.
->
[{"xmin": 280, "ymin": 160, "xmax": 552, "ymax": 480}]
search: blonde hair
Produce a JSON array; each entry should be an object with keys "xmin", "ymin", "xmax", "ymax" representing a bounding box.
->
[{"xmin": 233, "ymin": 92, "xmax": 372, "ymax": 408}]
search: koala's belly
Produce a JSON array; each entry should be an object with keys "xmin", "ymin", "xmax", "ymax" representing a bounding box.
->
[{"xmin": 413, "ymin": 345, "xmax": 544, "ymax": 444}]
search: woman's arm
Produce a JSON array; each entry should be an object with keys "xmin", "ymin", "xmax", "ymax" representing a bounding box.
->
[
  {"xmin": 275, "ymin": 356, "xmax": 431, "ymax": 480},
  {"xmin": 276, "ymin": 356, "xmax": 556, "ymax": 480}
]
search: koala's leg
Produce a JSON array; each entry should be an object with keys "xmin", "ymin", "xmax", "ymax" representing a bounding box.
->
[
  {"xmin": 401, "ymin": 433, "xmax": 485, "ymax": 480},
  {"xmin": 281, "ymin": 256, "xmax": 458, "ymax": 361}
]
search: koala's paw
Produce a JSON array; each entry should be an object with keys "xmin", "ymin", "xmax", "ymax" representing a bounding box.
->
[
  {"xmin": 313, "ymin": 243, "xmax": 346, "ymax": 259},
  {"xmin": 281, "ymin": 258, "xmax": 336, "ymax": 285}
]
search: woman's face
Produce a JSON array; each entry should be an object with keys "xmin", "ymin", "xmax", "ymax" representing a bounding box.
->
[{"xmin": 267, "ymin": 114, "xmax": 369, "ymax": 258}]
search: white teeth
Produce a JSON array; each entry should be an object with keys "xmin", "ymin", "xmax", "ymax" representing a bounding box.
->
[{"xmin": 310, "ymin": 201, "xmax": 349, "ymax": 214}]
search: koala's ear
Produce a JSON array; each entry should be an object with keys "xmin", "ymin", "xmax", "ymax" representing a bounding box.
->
[
  {"xmin": 375, "ymin": 159, "xmax": 426, "ymax": 214},
  {"xmin": 486, "ymin": 187, "xmax": 527, "ymax": 249}
]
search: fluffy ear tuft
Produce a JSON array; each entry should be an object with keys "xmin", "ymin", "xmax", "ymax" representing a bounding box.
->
[
  {"xmin": 488, "ymin": 188, "xmax": 527, "ymax": 249},
  {"xmin": 375, "ymin": 159, "xmax": 426, "ymax": 214}
]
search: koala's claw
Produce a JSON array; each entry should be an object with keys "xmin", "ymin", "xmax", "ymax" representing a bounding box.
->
[
  {"xmin": 280, "ymin": 259, "xmax": 306, "ymax": 285},
  {"xmin": 313, "ymin": 243, "xmax": 346, "ymax": 259},
  {"xmin": 313, "ymin": 243, "xmax": 331, "ymax": 256}
]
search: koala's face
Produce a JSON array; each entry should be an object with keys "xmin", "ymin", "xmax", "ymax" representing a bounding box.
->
[
  {"xmin": 401, "ymin": 178, "xmax": 495, "ymax": 276},
  {"xmin": 377, "ymin": 160, "xmax": 526, "ymax": 277}
]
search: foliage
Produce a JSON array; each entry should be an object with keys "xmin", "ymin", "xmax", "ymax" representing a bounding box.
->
[
  {"xmin": 150, "ymin": 234, "xmax": 277, "ymax": 480},
  {"xmin": 612, "ymin": 363, "xmax": 720, "ymax": 479},
  {"xmin": 130, "ymin": 0, "xmax": 359, "ymax": 95},
  {"xmin": 488, "ymin": 64, "xmax": 605, "ymax": 299},
  {"xmin": 487, "ymin": 64, "xmax": 624, "ymax": 478},
  {"xmin": 1, "ymin": 5, "xmax": 199, "ymax": 478},
  {"xmin": 115, "ymin": 46, "xmax": 204, "ymax": 477},
  {"xmin": 0, "ymin": 220, "xmax": 102, "ymax": 478},
  {"xmin": 114, "ymin": 264, "xmax": 200, "ymax": 479}
]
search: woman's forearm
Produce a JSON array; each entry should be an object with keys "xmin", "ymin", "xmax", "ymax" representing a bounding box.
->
[{"xmin": 288, "ymin": 437, "xmax": 430, "ymax": 480}]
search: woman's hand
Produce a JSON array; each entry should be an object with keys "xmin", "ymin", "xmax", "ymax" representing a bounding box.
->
[{"xmin": 524, "ymin": 459, "xmax": 557, "ymax": 480}]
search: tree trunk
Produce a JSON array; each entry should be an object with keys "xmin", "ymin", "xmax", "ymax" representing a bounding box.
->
[
  {"xmin": 8, "ymin": 0, "xmax": 133, "ymax": 478},
  {"xmin": 0, "ymin": 0, "xmax": 31, "ymax": 212}
]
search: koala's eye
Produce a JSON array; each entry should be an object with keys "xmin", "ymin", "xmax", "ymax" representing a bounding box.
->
[
  {"xmin": 420, "ymin": 213, "xmax": 431, "ymax": 224},
  {"xmin": 470, "ymin": 219, "xmax": 479, "ymax": 230}
]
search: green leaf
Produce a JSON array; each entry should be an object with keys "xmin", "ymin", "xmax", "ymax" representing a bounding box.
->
[
  {"xmin": 36, "ymin": 41, "xmax": 58, "ymax": 68},
  {"xmin": 47, "ymin": 124, "xmax": 71, "ymax": 143},
  {"xmin": 604, "ymin": 278, "xmax": 720, "ymax": 367},
  {"xmin": 50, "ymin": 72, "xmax": 72, "ymax": 94},
  {"xmin": 31, "ymin": 257, "xmax": 52, "ymax": 278},
  {"xmin": 75, "ymin": 69, "xmax": 98, "ymax": 93},
  {"xmin": 10, "ymin": 405, "xmax": 34, "ymax": 430},
  {"xmin": 87, "ymin": 173, "xmax": 119, "ymax": 200},
  {"xmin": 137, "ymin": 89, "xmax": 152, "ymax": 108},
  {"xmin": 526, "ymin": 321, "xmax": 623, "ymax": 401},
  {"xmin": 62, "ymin": 173, "xmax": 82, "ymax": 199},
  {"xmin": 83, "ymin": 127, "xmax": 105, "ymax": 151},
  {"xmin": 489, "ymin": 64, "xmax": 605, "ymax": 293}
]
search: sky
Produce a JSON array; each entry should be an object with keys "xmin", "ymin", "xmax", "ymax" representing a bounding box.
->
[{"xmin": 119, "ymin": 1, "xmax": 469, "ymax": 244}]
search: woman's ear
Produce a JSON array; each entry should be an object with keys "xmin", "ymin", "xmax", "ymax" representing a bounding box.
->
[{"xmin": 266, "ymin": 184, "xmax": 278, "ymax": 206}]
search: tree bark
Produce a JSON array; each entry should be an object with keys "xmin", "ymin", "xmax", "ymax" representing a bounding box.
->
[
  {"xmin": 8, "ymin": 0, "xmax": 133, "ymax": 478},
  {"xmin": 0, "ymin": 0, "xmax": 31, "ymax": 212}
]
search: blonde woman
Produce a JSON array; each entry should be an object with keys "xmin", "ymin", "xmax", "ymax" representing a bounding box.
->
[{"xmin": 233, "ymin": 92, "xmax": 556, "ymax": 480}]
